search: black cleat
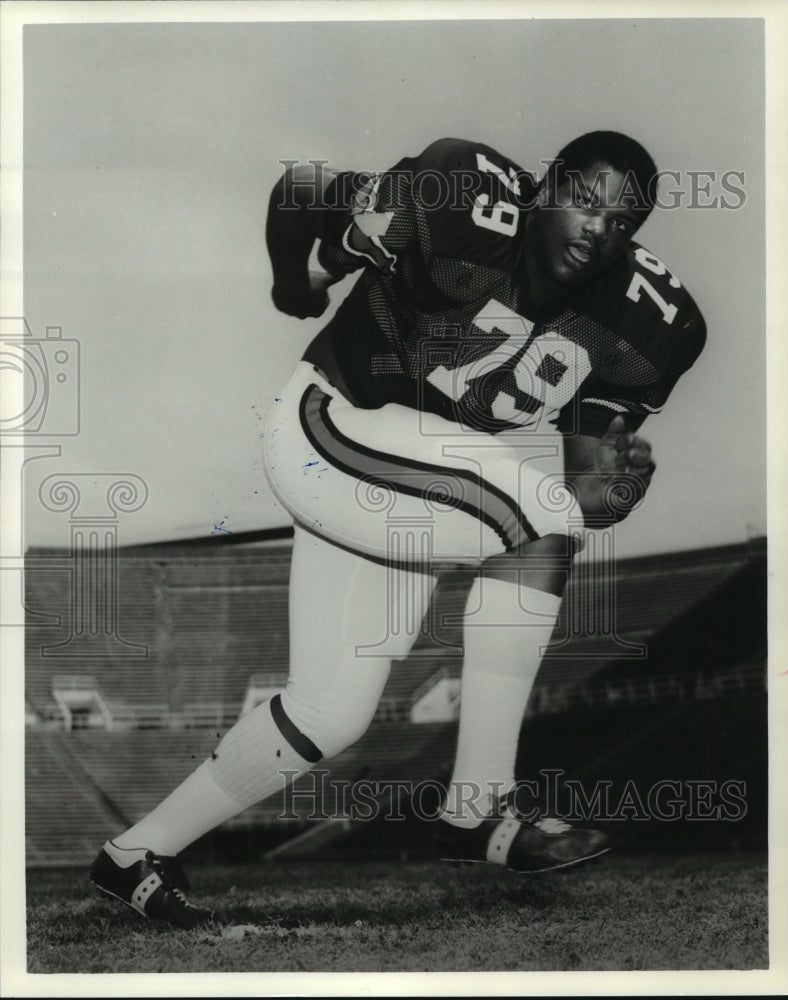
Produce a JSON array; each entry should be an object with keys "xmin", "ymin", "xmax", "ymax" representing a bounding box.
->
[
  {"xmin": 90, "ymin": 841, "xmax": 214, "ymax": 928},
  {"xmin": 436, "ymin": 813, "xmax": 611, "ymax": 874}
]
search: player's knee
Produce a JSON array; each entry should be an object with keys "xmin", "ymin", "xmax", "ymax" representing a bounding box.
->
[
  {"xmin": 279, "ymin": 689, "xmax": 376, "ymax": 762},
  {"xmin": 480, "ymin": 532, "xmax": 578, "ymax": 596},
  {"xmin": 308, "ymin": 696, "xmax": 379, "ymax": 759},
  {"xmin": 314, "ymin": 719, "xmax": 372, "ymax": 761},
  {"xmin": 298, "ymin": 715, "xmax": 372, "ymax": 761}
]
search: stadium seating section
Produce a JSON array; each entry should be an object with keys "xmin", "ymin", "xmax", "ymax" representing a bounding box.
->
[{"xmin": 23, "ymin": 535, "xmax": 767, "ymax": 865}]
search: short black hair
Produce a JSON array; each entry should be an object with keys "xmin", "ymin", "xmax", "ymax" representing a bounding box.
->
[{"xmin": 547, "ymin": 130, "xmax": 659, "ymax": 215}]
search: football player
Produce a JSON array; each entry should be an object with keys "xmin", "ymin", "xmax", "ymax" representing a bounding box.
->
[{"xmin": 90, "ymin": 132, "xmax": 705, "ymax": 927}]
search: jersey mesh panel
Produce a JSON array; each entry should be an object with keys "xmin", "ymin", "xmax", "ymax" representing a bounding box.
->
[
  {"xmin": 552, "ymin": 309, "xmax": 662, "ymax": 388},
  {"xmin": 430, "ymin": 257, "xmax": 511, "ymax": 303}
]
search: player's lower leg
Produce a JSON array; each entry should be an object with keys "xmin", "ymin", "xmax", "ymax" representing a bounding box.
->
[
  {"xmin": 111, "ymin": 694, "xmax": 319, "ymax": 856},
  {"xmin": 92, "ymin": 529, "xmax": 435, "ymax": 924},
  {"xmin": 440, "ymin": 575, "xmax": 562, "ymax": 825},
  {"xmin": 437, "ymin": 534, "xmax": 610, "ymax": 872},
  {"xmin": 90, "ymin": 695, "xmax": 321, "ymax": 924}
]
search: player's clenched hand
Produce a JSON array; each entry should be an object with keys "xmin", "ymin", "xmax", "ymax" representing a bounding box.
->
[
  {"xmin": 272, "ymin": 271, "xmax": 339, "ymax": 319},
  {"xmin": 594, "ymin": 414, "xmax": 656, "ymax": 489}
]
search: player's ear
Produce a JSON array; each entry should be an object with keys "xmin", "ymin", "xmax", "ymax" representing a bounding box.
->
[
  {"xmin": 534, "ymin": 179, "xmax": 550, "ymax": 209},
  {"xmin": 535, "ymin": 160, "xmax": 565, "ymax": 209}
]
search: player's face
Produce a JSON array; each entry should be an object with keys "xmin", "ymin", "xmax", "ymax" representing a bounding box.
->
[{"xmin": 527, "ymin": 161, "xmax": 644, "ymax": 288}]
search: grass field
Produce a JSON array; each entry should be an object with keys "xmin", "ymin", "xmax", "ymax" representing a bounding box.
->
[{"xmin": 25, "ymin": 850, "xmax": 767, "ymax": 974}]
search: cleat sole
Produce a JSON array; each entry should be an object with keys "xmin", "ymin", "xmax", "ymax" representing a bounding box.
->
[
  {"xmin": 91, "ymin": 877, "xmax": 213, "ymax": 928},
  {"xmin": 91, "ymin": 880, "xmax": 148, "ymax": 920},
  {"xmin": 439, "ymin": 845, "xmax": 611, "ymax": 875}
]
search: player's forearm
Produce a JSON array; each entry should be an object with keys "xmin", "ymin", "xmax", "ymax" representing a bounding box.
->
[{"xmin": 266, "ymin": 167, "xmax": 325, "ymax": 296}]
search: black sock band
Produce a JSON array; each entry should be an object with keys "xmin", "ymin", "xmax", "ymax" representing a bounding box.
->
[{"xmin": 269, "ymin": 694, "xmax": 323, "ymax": 764}]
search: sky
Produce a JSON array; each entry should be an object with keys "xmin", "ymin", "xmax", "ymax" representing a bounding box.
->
[{"xmin": 9, "ymin": 14, "xmax": 768, "ymax": 559}]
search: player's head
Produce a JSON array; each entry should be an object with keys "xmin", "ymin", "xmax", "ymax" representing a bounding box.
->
[
  {"xmin": 527, "ymin": 131, "xmax": 658, "ymax": 288},
  {"xmin": 549, "ymin": 131, "xmax": 659, "ymax": 215}
]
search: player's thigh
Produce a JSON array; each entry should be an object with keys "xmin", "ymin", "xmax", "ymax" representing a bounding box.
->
[
  {"xmin": 287, "ymin": 525, "xmax": 438, "ymax": 702},
  {"xmin": 265, "ymin": 363, "xmax": 568, "ymax": 567}
]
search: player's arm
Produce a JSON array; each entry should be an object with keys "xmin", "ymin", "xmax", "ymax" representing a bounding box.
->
[
  {"xmin": 266, "ymin": 162, "xmax": 345, "ymax": 319},
  {"xmin": 268, "ymin": 138, "xmax": 518, "ymax": 320},
  {"xmin": 562, "ymin": 419, "xmax": 656, "ymax": 525},
  {"xmin": 559, "ymin": 256, "xmax": 706, "ymax": 526}
]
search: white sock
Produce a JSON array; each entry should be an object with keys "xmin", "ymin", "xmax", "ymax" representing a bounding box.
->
[
  {"xmin": 441, "ymin": 576, "xmax": 561, "ymax": 829},
  {"xmin": 114, "ymin": 698, "xmax": 314, "ymax": 855},
  {"xmin": 112, "ymin": 758, "xmax": 245, "ymax": 855}
]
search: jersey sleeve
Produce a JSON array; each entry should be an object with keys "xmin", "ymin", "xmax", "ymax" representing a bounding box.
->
[
  {"xmin": 555, "ymin": 254, "xmax": 708, "ymax": 438},
  {"xmin": 316, "ymin": 161, "xmax": 415, "ymax": 278},
  {"xmin": 316, "ymin": 137, "xmax": 532, "ymax": 282}
]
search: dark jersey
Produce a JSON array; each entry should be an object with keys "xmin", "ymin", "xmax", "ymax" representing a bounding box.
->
[{"xmin": 303, "ymin": 137, "xmax": 706, "ymax": 437}]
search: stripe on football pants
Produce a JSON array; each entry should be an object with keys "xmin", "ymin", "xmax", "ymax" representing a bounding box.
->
[
  {"xmin": 269, "ymin": 693, "xmax": 323, "ymax": 764},
  {"xmin": 299, "ymin": 384, "xmax": 538, "ymax": 552}
]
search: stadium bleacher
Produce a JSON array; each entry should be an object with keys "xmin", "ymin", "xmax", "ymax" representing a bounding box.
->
[
  {"xmin": 24, "ymin": 535, "xmax": 767, "ymax": 866},
  {"xmin": 25, "ymin": 730, "xmax": 126, "ymax": 866}
]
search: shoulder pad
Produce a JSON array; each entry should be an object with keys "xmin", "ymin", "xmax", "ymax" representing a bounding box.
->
[{"xmin": 589, "ymin": 243, "xmax": 706, "ymax": 362}]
